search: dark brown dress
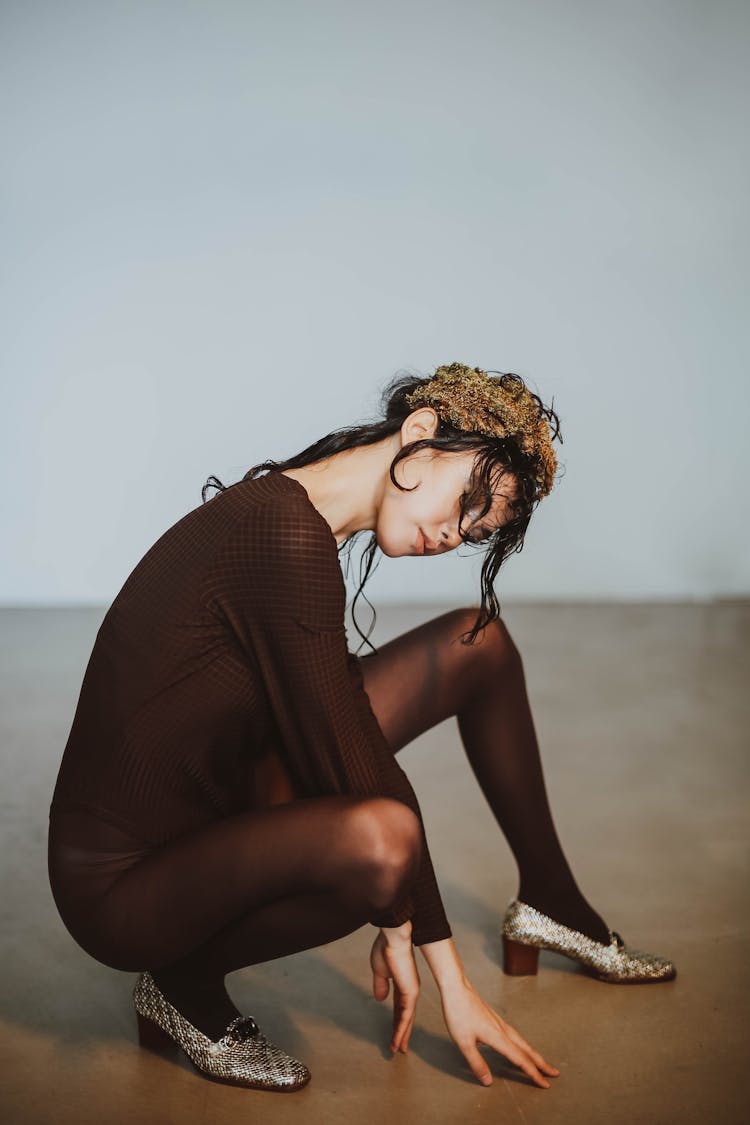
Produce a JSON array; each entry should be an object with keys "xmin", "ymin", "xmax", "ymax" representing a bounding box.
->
[{"xmin": 49, "ymin": 470, "xmax": 452, "ymax": 946}]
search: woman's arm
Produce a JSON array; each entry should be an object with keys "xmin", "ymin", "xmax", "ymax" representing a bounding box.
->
[
  {"xmin": 417, "ymin": 935, "xmax": 468, "ymax": 992},
  {"xmin": 418, "ymin": 936, "xmax": 559, "ymax": 1088},
  {"xmin": 207, "ymin": 492, "xmax": 452, "ymax": 944}
]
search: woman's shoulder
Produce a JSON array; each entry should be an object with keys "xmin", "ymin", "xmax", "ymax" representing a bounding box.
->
[
  {"xmin": 236, "ymin": 471, "xmax": 336, "ymax": 538},
  {"xmin": 214, "ymin": 471, "xmax": 340, "ymax": 570},
  {"xmin": 208, "ymin": 471, "xmax": 346, "ymax": 623}
]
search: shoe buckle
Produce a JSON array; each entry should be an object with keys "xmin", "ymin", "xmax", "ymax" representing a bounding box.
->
[{"xmin": 226, "ymin": 1015, "xmax": 260, "ymax": 1041}]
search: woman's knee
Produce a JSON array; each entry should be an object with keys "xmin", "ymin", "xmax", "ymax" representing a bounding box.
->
[
  {"xmin": 343, "ymin": 798, "xmax": 423, "ymax": 913},
  {"xmin": 451, "ymin": 607, "xmax": 523, "ymax": 686}
]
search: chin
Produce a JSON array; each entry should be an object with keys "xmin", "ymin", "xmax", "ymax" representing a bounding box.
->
[
  {"xmin": 373, "ymin": 531, "xmax": 410, "ymax": 559},
  {"xmin": 376, "ymin": 542, "xmax": 400, "ymax": 559}
]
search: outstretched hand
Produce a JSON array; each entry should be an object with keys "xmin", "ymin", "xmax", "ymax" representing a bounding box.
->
[
  {"xmin": 440, "ymin": 976, "xmax": 560, "ymax": 1088},
  {"xmin": 370, "ymin": 928, "xmax": 421, "ymax": 1054}
]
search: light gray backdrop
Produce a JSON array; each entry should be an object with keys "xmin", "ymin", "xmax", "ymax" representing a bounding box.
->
[{"xmin": 2, "ymin": 0, "xmax": 748, "ymax": 606}]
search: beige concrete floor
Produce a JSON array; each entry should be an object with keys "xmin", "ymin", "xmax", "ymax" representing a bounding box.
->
[{"xmin": 0, "ymin": 601, "xmax": 748, "ymax": 1124}]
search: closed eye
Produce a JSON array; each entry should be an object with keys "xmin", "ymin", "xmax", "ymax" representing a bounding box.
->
[{"xmin": 462, "ymin": 498, "xmax": 493, "ymax": 544}]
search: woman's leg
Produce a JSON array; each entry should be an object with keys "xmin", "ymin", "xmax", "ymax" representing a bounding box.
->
[
  {"xmin": 356, "ymin": 608, "xmax": 610, "ymax": 944},
  {"xmin": 48, "ymin": 795, "xmax": 422, "ymax": 1040}
]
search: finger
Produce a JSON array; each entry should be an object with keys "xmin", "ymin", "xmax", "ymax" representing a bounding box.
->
[
  {"xmin": 491, "ymin": 1037, "xmax": 550, "ymax": 1089},
  {"xmin": 373, "ymin": 970, "xmax": 389, "ymax": 1002},
  {"xmin": 390, "ymin": 985, "xmax": 404, "ymax": 1049},
  {"xmin": 391, "ymin": 1002, "xmax": 414, "ymax": 1052},
  {"xmin": 490, "ymin": 1014, "xmax": 560, "ymax": 1078},
  {"xmin": 391, "ymin": 992, "xmax": 416, "ymax": 1052},
  {"xmin": 462, "ymin": 1043, "xmax": 493, "ymax": 1086},
  {"xmin": 503, "ymin": 1026, "xmax": 560, "ymax": 1076},
  {"xmin": 400, "ymin": 1009, "xmax": 416, "ymax": 1053},
  {"xmin": 394, "ymin": 1003, "xmax": 416, "ymax": 1053}
]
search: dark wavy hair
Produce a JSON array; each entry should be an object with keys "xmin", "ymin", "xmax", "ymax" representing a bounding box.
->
[{"xmin": 202, "ymin": 368, "xmax": 563, "ymax": 653}]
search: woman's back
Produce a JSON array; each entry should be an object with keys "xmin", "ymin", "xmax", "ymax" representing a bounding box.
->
[{"xmin": 49, "ymin": 472, "xmax": 338, "ymax": 845}]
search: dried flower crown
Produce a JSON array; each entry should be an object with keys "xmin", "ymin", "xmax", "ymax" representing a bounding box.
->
[{"xmin": 404, "ymin": 361, "xmax": 558, "ymax": 497}]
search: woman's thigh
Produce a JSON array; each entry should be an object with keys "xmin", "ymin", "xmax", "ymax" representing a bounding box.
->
[
  {"xmin": 357, "ymin": 607, "xmax": 519, "ymax": 755},
  {"xmin": 48, "ymin": 794, "xmax": 419, "ymax": 972}
]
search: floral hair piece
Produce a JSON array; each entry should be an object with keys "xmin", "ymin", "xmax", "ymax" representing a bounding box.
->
[{"xmin": 404, "ymin": 361, "xmax": 558, "ymax": 497}]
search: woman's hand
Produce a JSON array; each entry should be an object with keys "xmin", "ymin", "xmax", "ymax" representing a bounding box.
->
[
  {"xmin": 440, "ymin": 976, "xmax": 560, "ymax": 1088},
  {"xmin": 370, "ymin": 926, "xmax": 421, "ymax": 1054}
]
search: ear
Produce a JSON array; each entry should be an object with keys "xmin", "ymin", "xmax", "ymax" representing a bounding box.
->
[{"xmin": 401, "ymin": 406, "xmax": 440, "ymax": 445}]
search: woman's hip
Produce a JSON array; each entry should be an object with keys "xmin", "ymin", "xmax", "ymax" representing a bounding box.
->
[{"xmin": 47, "ymin": 804, "xmax": 153, "ymax": 964}]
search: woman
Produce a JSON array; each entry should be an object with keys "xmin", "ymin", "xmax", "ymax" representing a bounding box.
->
[{"xmin": 47, "ymin": 361, "xmax": 675, "ymax": 1094}]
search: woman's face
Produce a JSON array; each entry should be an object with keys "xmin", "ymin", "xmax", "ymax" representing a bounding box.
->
[{"xmin": 376, "ymin": 412, "xmax": 518, "ymax": 558}]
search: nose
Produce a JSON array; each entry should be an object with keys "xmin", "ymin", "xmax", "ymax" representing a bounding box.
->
[{"xmin": 434, "ymin": 523, "xmax": 462, "ymax": 552}]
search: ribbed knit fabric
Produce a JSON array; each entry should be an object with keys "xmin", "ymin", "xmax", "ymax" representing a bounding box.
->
[{"xmin": 49, "ymin": 470, "xmax": 452, "ymax": 947}]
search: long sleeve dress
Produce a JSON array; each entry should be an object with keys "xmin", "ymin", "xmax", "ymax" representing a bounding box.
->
[{"xmin": 49, "ymin": 470, "xmax": 452, "ymax": 947}]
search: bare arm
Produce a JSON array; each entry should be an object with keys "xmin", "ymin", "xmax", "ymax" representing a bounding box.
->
[{"xmin": 417, "ymin": 935, "xmax": 468, "ymax": 992}]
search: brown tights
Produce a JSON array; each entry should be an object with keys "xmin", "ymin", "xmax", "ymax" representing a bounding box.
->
[
  {"xmin": 359, "ymin": 609, "xmax": 609, "ymax": 942},
  {"xmin": 48, "ymin": 609, "xmax": 608, "ymax": 1040},
  {"xmin": 48, "ymin": 795, "xmax": 423, "ymax": 1040}
]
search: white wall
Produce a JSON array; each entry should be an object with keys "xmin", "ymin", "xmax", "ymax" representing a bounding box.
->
[{"xmin": 2, "ymin": 0, "xmax": 748, "ymax": 606}]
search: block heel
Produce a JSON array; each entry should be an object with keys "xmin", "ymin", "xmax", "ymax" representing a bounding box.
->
[
  {"xmin": 502, "ymin": 934, "xmax": 540, "ymax": 975},
  {"xmin": 137, "ymin": 1011, "xmax": 176, "ymax": 1052}
]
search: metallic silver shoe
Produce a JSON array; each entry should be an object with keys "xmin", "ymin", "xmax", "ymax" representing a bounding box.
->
[
  {"xmin": 133, "ymin": 970, "xmax": 311, "ymax": 1091},
  {"xmin": 501, "ymin": 899, "xmax": 677, "ymax": 983}
]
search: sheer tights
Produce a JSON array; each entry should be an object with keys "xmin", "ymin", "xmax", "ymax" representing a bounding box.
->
[
  {"xmin": 48, "ymin": 795, "xmax": 422, "ymax": 1040},
  {"xmin": 48, "ymin": 607, "xmax": 608, "ymax": 1040},
  {"xmin": 359, "ymin": 609, "xmax": 610, "ymax": 945}
]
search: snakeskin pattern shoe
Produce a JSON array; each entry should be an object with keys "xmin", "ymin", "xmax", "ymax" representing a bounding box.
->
[
  {"xmin": 133, "ymin": 970, "xmax": 311, "ymax": 1090},
  {"xmin": 501, "ymin": 899, "xmax": 677, "ymax": 983}
]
